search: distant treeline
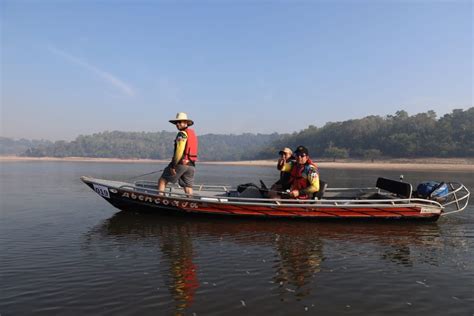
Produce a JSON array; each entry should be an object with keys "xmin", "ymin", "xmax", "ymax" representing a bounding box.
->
[
  {"xmin": 13, "ymin": 108, "xmax": 474, "ymax": 160},
  {"xmin": 21, "ymin": 131, "xmax": 285, "ymax": 161},
  {"xmin": 0, "ymin": 137, "xmax": 52, "ymax": 155},
  {"xmin": 266, "ymin": 108, "xmax": 474, "ymax": 160}
]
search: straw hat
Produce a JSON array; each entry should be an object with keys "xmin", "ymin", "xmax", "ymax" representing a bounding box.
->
[{"xmin": 169, "ymin": 112, "xmax": 194, "ymax": 126}]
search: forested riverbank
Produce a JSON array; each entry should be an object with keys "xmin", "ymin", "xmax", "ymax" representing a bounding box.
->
[{"xmin": 2, "ymin": 108, "xmax": 472, "ymax": 160}]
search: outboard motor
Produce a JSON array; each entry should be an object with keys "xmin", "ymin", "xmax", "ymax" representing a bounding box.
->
[{"xmin": 416, "ymin": 181, "xmax": 449, "ymax": 201}]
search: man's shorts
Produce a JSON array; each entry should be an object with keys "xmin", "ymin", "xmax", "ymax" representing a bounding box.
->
[{"xmin": 161, "ymin": 164, "xmax": 195, "ymax": 187}]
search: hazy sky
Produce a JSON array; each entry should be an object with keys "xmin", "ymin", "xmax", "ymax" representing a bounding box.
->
[{"xmin": 1, "ymin": 1, "xmax": 472, "ymax": 141}]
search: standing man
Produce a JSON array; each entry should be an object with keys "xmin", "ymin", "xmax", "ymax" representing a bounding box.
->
[{"xmin": 158, "ymin": 112, "xmax": 198, "ymax": 195}]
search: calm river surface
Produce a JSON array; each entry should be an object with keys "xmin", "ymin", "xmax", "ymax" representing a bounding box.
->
[{"xmin": 1, "ymin": 161, "xmax": 473, "ymax": 315}]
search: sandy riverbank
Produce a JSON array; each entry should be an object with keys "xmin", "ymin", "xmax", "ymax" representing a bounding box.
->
[
  {"xmin": 1, "ymin": 156, "xmax": 473, "ymax": 171},
  {"xmin": 201, "ymin": 158, "xmax": 474, "ymax": 171}
]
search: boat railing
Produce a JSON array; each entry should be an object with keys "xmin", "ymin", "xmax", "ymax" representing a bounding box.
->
[
  {"xmin": 118, "ymin": 182, "xmax": 443, "ymax": 209},
  {"xmin": 439, "ymin": 182, "xmax": 470, "ymax": 216},
  {"xmin": 134, "ymin": 180, "xmax": 232, "ymax": 193},
  {"xmin": 134, "ymin": 182, "xmax": 388, "ymax": 197},
  {"xmin": 323, "ymin": 187, "xmax": 379, "ymax": 198}
]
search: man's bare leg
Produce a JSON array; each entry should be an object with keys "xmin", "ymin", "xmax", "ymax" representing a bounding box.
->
[
  {"xmin": 184, "ymin": 186, "xmax": 193, "ymax": 196},
  {"xmin": 158, "ymin": 178, "xmax": 167, "ymax": 195}
]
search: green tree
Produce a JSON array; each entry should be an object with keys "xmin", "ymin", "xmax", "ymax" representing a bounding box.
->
[
  {"xmin": 362, "ymin": 149, "xmax": 382, "ymax": 162},
  {"xmin": 324, "ymin": 146, "xmax": 349, "ymax": 161}
]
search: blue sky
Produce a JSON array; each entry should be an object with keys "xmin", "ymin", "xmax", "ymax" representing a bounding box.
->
[{"xmin": 1, "ymin": 1, "xmax": 472, "ymax": 141}]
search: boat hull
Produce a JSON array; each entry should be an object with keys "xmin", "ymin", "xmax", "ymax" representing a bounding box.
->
[{"xmin": 82, "ymin": 178, "xmax": 441, "ymax": 221}]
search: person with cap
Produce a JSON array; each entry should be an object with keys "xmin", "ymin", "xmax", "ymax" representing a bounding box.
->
[
  {"xmin": 268, "ymin": 148, "xmax": 294, "ymax": 198},
  {"xmin": 278, "ymin": 145, "xmax": 320, "ymax": 199},
  {"xmin": 158, "ymin": 112, "xmax": 198, "ymax": 195}
]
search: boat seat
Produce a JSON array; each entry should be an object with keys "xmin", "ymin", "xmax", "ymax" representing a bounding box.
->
[
  {"xmin": 314, "ymin": 180, "xmax": 327, "ymax": 200},
  {"xmin": 376, "ymin": 177, "xmax": 412, "ymax": 199}
]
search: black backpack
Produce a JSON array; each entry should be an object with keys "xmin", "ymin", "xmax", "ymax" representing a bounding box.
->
[{"xmin": 237, "ymin": 183, "xmax": 260, "ymax": 193}]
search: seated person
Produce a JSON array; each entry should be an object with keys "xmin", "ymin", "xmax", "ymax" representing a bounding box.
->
[
  {"xmin": 279, "ymin": 146, "xmax": 320, "ymax": 199},
  {"xmin": 268, "ymin": 147, "xmax": 294, "ymax": 198}
]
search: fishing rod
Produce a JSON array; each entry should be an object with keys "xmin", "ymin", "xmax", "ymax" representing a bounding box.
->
[
  {"xmin": 257, "ymin": 187, "xmax": 290, "ymax": 196},
  {"xmin": 258, "ymin": 180, "xmax": 290, "ymax": 196},
  {"xmin": 238, "ymin": 181, "xmax": 290, "ymax": 197}
]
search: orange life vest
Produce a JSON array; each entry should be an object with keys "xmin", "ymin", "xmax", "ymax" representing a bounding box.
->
[
  {"xmin": 288, "ymin": 159, "xmax": 318, "ymax": 191},
  {"xmin": 183, "ymin": 128, "xmax": 198, "ymax": 162}
]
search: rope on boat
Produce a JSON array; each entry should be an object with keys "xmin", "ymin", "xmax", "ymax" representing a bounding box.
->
[{"xmin": 126, "ymin": 169, "xmax": 164, "ymax": 180}]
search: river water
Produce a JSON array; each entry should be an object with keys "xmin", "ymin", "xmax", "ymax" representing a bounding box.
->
[{"xmin": 1, "ymin": 161, "xmax": 473, "ymax": 315}]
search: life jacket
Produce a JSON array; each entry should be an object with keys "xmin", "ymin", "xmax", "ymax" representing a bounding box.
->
[
  {"xmin": 288, "ymin": 159, "xmax": 318, "ymax": 191},
  {"xmin": 183, "ymin": 128, "xmax": 198, "ymax": 162}
]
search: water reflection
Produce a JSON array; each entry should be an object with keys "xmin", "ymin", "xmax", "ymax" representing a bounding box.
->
[
  {"xmin": 274, "ymin": 234, "xmax": 323, "ymax": 300},
  {"xmin": 381, "ymin": 245, "xmax": 413, "ymax": 266},
  {"xmin": 158, "ymin": 223, "xmax": 199, "ymax": 314},
  {"xmin": 86, "ymin": 212, "xmax": 445, "ymax": 312}
]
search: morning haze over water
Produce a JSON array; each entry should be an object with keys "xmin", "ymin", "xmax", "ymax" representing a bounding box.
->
[
  {"xmin": 2, "ymin": 1, "xmax": 473, "ymax": 315},
  {"xmin": 1, "ymin": 162, "xmax": 473, "ymax": 315}
]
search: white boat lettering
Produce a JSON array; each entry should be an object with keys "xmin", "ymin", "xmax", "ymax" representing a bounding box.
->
[
  {"xmin": 190, "ymin": 203, "xmax": 199, "ymax": 208},
  {"xmin": 93, "ymin": 184, "xmax": 110, "ymax": 199},
  {"xmin": 420, "ymin": 207, "xmax": 439, "ymax": 214},
  {"xmin": 121, "ymin": 193, "xmax": 188, "ymax": 208}
]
